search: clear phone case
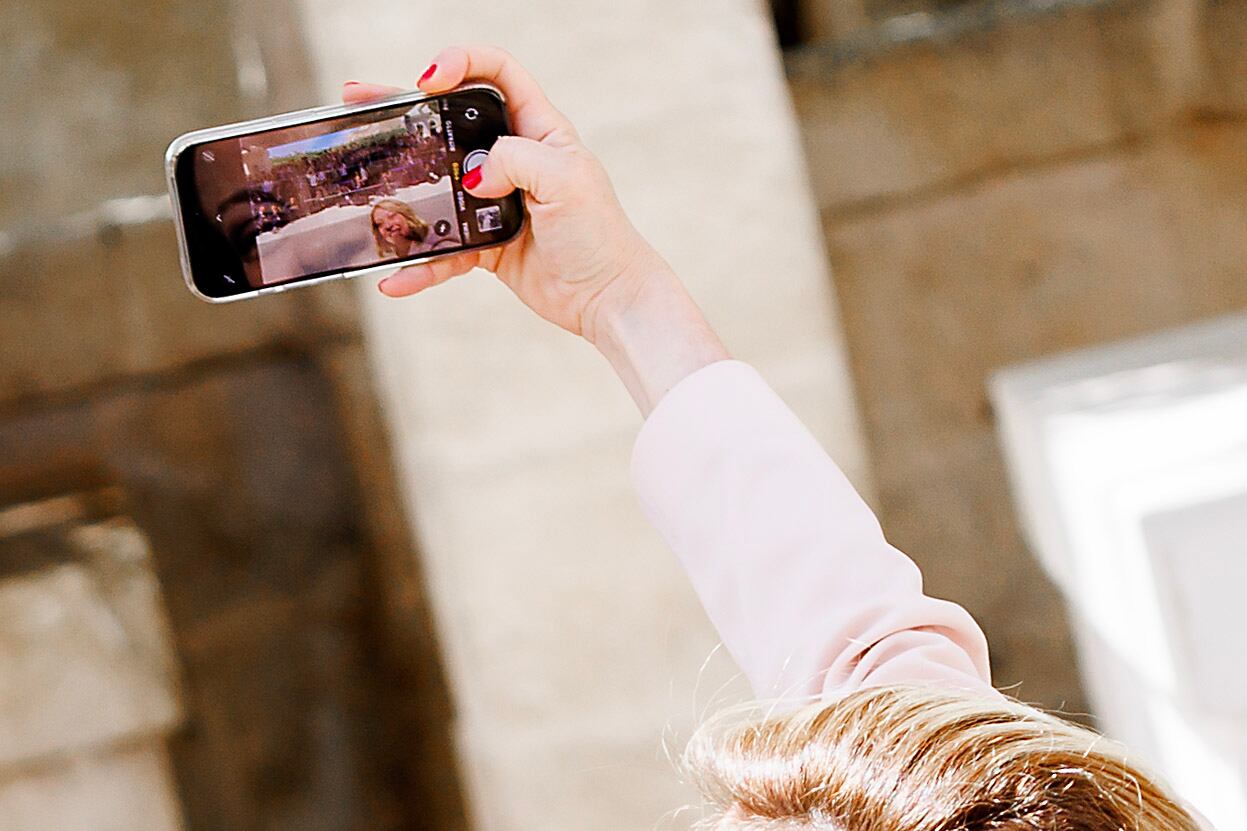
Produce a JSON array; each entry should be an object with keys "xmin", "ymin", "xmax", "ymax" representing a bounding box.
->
[{"xmin": 164, "ymin": 82, "xmax": 520, "ymax": 303}]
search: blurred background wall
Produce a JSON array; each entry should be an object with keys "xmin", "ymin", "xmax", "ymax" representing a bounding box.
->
[
  {"xmin": 1, "ymin": 0, "xmax": 1245, "ymax": 829},
  {"xmin": 788, "ymin": 0, "xmax": 1247, "ymax": 710},
  {"xmin": 0, "ymin": 3, "xmax": 468, "ymax": 829}
]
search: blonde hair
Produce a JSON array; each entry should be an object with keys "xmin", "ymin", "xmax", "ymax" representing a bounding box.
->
[
  {"xmin": 370, "ymin": 198, "xmax": 429, "ymax": 256},
  {"xmin": 682, "ymin": 685, "xmax": 1199, "ymax": 831}
]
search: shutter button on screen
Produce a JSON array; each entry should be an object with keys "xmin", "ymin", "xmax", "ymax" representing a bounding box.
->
[{"xmin": 463, "ymin": 149, "xmax": 488, "ymax": 174}]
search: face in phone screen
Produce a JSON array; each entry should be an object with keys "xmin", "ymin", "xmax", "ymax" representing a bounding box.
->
[{"xmin": 184, "ymin": 91, "xmax": 518, "ymax": 293}]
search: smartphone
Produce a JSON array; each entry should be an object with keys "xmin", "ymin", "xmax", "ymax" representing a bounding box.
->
[{"xmin": 165, "ymin": 84, "xmax": 525, "ymax": 302}]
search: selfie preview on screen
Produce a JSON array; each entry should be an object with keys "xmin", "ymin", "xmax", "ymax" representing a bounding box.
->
[{"xmin": 180, "ymin": 90, "xmax": 520, "ymax": 295}]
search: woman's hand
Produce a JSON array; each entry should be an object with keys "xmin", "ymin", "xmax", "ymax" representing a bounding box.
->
[
  {"xmin": 343, "ymin": 44, "xmax": 659, "ymax": 344},
  {"xmin": 344, "ymin": 45, "xmax": 729, "ymax": 414}
]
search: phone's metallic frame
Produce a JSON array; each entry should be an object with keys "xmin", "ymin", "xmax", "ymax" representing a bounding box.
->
[{"xmin": 164, "ymin": 82, "xmax": 520, "ymax": 303}]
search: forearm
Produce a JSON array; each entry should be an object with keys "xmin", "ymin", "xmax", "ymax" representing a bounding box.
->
[{"xmin": 586, "ymin": 250, "xmax": 731, "ymax": 416}]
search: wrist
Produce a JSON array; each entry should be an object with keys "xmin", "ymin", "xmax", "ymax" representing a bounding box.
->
[
  {"xmin": 580, "ymin": 245, "xmax": 670, "ymax": 346},
  {"xmin": 585, "ymin": 250, "xmax": 730, "ymax": 416}
]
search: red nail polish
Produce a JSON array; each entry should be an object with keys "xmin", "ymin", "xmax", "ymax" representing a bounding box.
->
[
  {"xmin": 419, "ymin": 63, "xmax": 437, "ymax": 83},
  {"xmin": 344, "ymin": 80, "xmax": 360, "ymax": 86},
  {"xmin": 462, "ymin": 167, "xmax": 482, "ymax": 189}
]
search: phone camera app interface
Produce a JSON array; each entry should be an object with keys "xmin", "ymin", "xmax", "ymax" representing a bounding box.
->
[
  {"xmin": 476, "ymin": 206, "xmax": 503, "ymax": 232},
  {"xmin": 187, "ymin": 91, "xmax": 515, "ymax": 293}
]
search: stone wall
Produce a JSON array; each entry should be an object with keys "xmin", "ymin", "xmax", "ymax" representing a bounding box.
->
[
  {"xmin": 790, "ymin": 0, "xmax": 1247, "ymax": 715},
  {"xmin": 0, "ymin": 509, "xmax": 184, "ymax": 831},
  {"xmin": 0, "ymin": 3, "xmax": 466, "ymax": 828}
]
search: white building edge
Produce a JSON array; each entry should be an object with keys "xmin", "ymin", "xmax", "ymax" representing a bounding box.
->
[{"xmin": 992, "ymin": 313, "xmax": 1247, "ymax": 831}]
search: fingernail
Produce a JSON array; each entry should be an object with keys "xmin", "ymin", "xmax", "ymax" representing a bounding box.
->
[
  {"xmin": 377, "ymin": 279, "xmax": 389, "ymax": 294},
  {"xmin": 344, "ymin": 80, "xmax": 361, "ymax": 86},
  {"xmin": 419, "ymin": 63, "xmax": 437, "ymax": 83},
  {"xmin": 462, "ymin": 167, "xmax": 482, "ymax": 189}
]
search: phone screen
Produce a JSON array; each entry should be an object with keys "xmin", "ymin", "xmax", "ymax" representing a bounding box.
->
[{"xmin": 172, "ymin": 87, "xmax": 524, "ymax": 299}]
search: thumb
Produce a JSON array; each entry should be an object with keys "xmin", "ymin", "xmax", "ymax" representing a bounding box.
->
[{"xmin": 464, "ymin": 135, "xmax": 583, "ymax": 205}]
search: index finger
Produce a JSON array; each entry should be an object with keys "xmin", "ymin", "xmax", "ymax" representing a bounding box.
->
[
  {"xmin": 417, "ymin": 45, "xmax": 578, "ymax": 146},
  {"xmin": 341, "ymin": 80, "xmax": 403, "ymax": 105}
]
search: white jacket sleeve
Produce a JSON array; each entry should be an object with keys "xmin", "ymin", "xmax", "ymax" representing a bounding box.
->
[{"xmin": 631, "ymin": 360, "xmax": 998, "ymax": 702}]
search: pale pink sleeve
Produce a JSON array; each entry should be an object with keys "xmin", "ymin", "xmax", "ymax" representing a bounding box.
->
[{"xmin": 631, "ymin": 360, "xmax": 999, "ymax": 703}]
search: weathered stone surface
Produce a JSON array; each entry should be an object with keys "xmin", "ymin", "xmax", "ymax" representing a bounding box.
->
[
  {"xmin": 407, "ymin": 432, "xmax": 746, "ymax": 729},
  {"xmin": 0, "ymin": 357, "xmax": 461, "ymax": 831},
  {"xmin": 822, "ymin": 121, "xmax": 1247, "ymax": 713},
  {"xmin": 826, "ymin": 122, "xmax": 1247, "ymax": 457},
  {"xmin": 1201, "ymin": 0, "xmax": 1247, "ymax": 112},
  {"xmin": 0, "ymin": 1, "xmax": 243, "ymax": 231},
  {"xmin": 0, "ymin": 0, "xmax": 367, "ymax": 406},
  {"xmin": 790, "ymin": 10, "xmax": 1121, "ymax": 211},
  {"xmin": 0, "ymin": 744, "xmax": 185, "ymax": 831},
  {"xmin": 1, "ymin": 2, "xmax": 457, "ymax": 827},
  {"xmin": 0, "ymin": 220, "xmax": 345, "ymax": 405},
  {"xmin": 1094, "ymin": 0, "xmax": 1204, "ymax": 133},
  {"xmin": 458, "ymin": 722, "xmax": 706, "ymax": 831},
  {"xmin": 316, "ymin": 342, "xmax": 470, "ymax": 830},
  {"xmin": 0, "ymin": 560, "xmax": 180, "ymax": 766},
  {"xmin": 66, "ymin": 520, "xmax": 184, "ymax": 698},
  {"xmin": 789, "ymin": 0, "xmax": 1233, "ymax": 212}
]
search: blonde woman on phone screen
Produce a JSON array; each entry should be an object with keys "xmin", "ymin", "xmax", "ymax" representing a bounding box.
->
[{"xmin": 370, "ymin": 197, "xmax": 430, "ymax": 258}]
